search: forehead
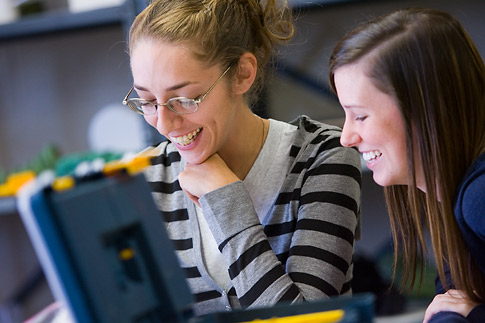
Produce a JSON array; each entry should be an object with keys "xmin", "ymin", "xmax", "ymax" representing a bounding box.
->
[
  {"xmin": 131, "ymin": 39, "xmax": 204, "ymax": 77},
  {"xmin": 335, "ymin": 61, "xmax": 402, "ymax": 118},
  {"xmin": 334, "ymin": 62, "xmax": 374, "ymax": 102}
]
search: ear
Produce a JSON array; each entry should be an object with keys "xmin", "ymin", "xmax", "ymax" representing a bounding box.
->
[{"xmin": 233, "ymin": 52, "xmax": 258, "ymax": 95}]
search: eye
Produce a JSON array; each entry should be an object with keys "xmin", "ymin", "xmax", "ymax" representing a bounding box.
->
[
  {"xmin": 140, "ymin": 100, "xmax": 153, "ymax": 106},
  {"xmin": 139, "ymin": 100, "xmax": 157, "ymax": 114},
  {"xmin": 169, "ymin": 98, "xmax": 194, "ymax": 109},
  {"xmin": 355, "ymin": 116, "xmax": 367, "ymax": 121}
]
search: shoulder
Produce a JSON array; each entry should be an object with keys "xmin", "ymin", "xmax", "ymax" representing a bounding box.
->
[
  {"xmin": 458, "ymin": 154, "xmax": 485, "ymax": 211},
  {"xmin": 289, "ymin": 115, "xmax": 360, "ymax": 167},
  {"xmin": 456, "ymin": 154, "xmax": 485, "ymax": 234},
  {"xmin": 137, "ymin": 141, "xmax": 183, "ymax": 181},
  {"xmin": 290, "ymin": 115, "xmax": 344, "ymax": 142}
]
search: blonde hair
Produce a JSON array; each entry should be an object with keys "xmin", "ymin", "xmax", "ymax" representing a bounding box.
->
[{"xmin": 129, "ymin": 0, "xmax": 294, "ymax": 106}]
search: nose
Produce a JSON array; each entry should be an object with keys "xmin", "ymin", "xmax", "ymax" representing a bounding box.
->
[
  {"xmin": 145, "ymin": 105, "xmax": 182, "ymax": 136},
  {"xmin": 340, "ymin": 121, "xmax": 360, "ymax": 147}
]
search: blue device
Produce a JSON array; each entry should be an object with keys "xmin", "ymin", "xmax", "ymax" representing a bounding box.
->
[{"xmin": 18, "ymin": 168, "xmax": 374, "ymax": 323}]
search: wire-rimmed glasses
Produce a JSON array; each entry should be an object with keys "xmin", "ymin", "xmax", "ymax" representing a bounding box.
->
[{"xmin": 122, "ymin": 66, "xmax": 231, "ymax": 115}]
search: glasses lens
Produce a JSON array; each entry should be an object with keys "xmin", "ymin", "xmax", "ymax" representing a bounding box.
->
[
  {"xmin": 125, "ymin": 101, "xmax": 142, "ymax": 114},
  {"xmin": 168, "ymin": 98, "xmax": 198, "ymax": 114},
  {"xmin": 139, "ymin": 101, "xmax": 157, "ymax": 115},
  {"xmin": 126, "ymin": 100, "xmax": 157, "ymax": 115}
]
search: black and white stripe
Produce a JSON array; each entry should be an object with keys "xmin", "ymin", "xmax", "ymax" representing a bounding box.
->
[{"xmin": 141, "ymin": 116, "xmax": 361, "ymax": 315}]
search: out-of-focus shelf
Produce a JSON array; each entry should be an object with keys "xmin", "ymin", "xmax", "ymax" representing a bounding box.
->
[
  {"xmin": 0, "ymin": 0, "xmax": 367, "ymax": 41},
  {"xmin": 289, "ymin": 0, "xmax": 376, "ymax": 9},
  {"xmin": 0, "ymin": 1, "xmax": 140, "ymax": 41},
  {"xmin": 0, "ymin": 197, "xmax": 17, "ymax": 216}
]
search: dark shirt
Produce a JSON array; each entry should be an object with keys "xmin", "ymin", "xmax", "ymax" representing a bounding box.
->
[{"xmin": 431, "ymin": 153, "xmax": 485, "ymax": 323}]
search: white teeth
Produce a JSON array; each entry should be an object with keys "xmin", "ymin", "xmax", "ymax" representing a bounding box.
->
[
  {"xmin": 363, "ymin": 150, "xmax": 382, "ymax": 162},
  {"xmin": 170, "ymin": 128, "xmax": 202, "ymax": 146}
]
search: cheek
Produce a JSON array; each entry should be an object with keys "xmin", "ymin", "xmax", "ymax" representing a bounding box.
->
[
  {"xmin": 393, "ymin": 124, "xmax": 407, "ymax": 155},
  {"xmin": 381, "ymin": 118, "xmax": 404, "ymax": 146},
  {"xmin": 144, "ymin": 115, "xmax": 158, "ymax": 129},
  {"xmin": 386, "ymin": 126, "xmax": 408, "ymax": 167}
]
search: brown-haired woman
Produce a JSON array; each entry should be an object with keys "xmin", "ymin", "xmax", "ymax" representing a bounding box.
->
[
  {"xmin": 123, "ymin": 0, "xmax": 361, "ymax": 316},
  {"xmin": 329, "ymin": 7, "xmax": 485, "ymax": 323}
]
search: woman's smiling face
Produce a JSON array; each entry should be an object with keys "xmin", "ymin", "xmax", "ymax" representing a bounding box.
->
[
  {"xmin": 130, "ymin": 39, "xmax": 237, "ymax": 165},
  {"xmin": 334, "ymin": 60, "xmax": 410, "ymax": 187}
]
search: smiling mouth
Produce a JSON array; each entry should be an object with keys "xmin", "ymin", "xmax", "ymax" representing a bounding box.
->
[
  {"xmin": 363, "ymin": 150, "xmax": 382, "ymax": 162},
  {"xmin": 169, "ymin": 127, "xmax": 202, "ymax": 146}
]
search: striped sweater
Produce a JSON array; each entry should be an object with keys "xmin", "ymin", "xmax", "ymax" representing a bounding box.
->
[{"xmin": 141, "ymin": 116, "xmax": 361, "ymax": 316}]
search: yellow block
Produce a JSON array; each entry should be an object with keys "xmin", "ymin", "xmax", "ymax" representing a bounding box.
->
[
  {"xmin": 0, "ymin": 184, "xmax": 12, "ymax": 197},
  {"xmin": 119, "ymin": 248, "xmax": 136, "ymax": 260},
  {"xmin": 125, "ymin": 156, "xmax": 151, "ymax": 175},
  {"xmin": 103, "ymin": 160, "xmax": 126, "ymax": 176},
  {"xmin": 0, "ymin": 170, "xmax": 36, "ymax": 197},
  {"xmin": 244, "ymin": 309, "xmax": 344, "ymax": 323},
  {"xmin": 103, "ymin": 156, "xmax": 152, "ymax": 176},
  {"xmin": 52, "ymin": 176, "xmax": 75, "ymax": 192}
]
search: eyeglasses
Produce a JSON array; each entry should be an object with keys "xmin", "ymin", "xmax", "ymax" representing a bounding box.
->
[{"xmin": 122, "ymin": 66, "xmax": 231, "ymax": 115}]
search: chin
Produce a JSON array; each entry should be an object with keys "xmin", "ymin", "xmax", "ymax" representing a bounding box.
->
[
  {"xmin": 372, "ymin": 173, "xmax": 393, "ymax": 187},
  {"xmin": 181, "ymin": 155, "xmax": 204, "ymax": 165},
  {"xmin": 179, "ymin": 151, "xmax": 207, "ymax": 165},
  {"xmin": 373, "ymin": 172, "xmax": 409, "ymax": 187}
]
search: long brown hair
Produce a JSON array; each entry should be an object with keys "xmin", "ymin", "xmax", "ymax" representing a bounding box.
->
[
  {"xmin": 128, "ymin": 0, "xmax": 294, "ymax": 107},
  {"xmin": 329, "ymin": 8, "xmax": 485, "ymax": 302}
]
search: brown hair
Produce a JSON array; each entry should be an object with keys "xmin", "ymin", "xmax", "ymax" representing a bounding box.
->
[
  {"xmin": 329, "ymin": 8, "xmax": 485, "ymax": 302},
  {"xmin": 128, "ymin": 0, "xmax": 294, "ymax": 107}
]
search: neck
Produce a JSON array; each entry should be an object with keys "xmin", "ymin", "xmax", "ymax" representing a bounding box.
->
[{"xmin": 218, "ymin": 109, "xmax": 267, "ymax": 180}]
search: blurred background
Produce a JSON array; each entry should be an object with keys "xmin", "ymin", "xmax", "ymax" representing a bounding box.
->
[{"xmin": 0, "ymin": 0, "xmax": 483, "ymax": 321}]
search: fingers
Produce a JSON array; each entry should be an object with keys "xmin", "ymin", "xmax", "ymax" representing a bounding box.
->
[
  {"xmin": 446, "ymin": 289, "xmax": 465, "ymax": 298},
  {"xmin": 183, "ymin": 189, "xmax": 200, "ymax": 207},
  {"xmin": 178, "ymin": 153, "xmax": 240, "ymax": 203},
  {"xmin": 423, "ymin": 290, "xmax": 479, "ymax": 323}
]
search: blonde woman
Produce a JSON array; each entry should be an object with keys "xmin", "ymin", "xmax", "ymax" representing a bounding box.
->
[{"xmin": 123, "ymin": 0, "xmax": 361, "ymax": 316}]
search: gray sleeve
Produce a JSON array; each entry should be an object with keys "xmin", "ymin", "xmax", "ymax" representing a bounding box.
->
[
  {"xmin": 200, "ymin": 181, "xmax": 293, "ymax": 307},
  {"xmin": 199, "ymin": 139, "xmax": 361, "ymax": 308}
]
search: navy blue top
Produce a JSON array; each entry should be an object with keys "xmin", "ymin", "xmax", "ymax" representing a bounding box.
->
[{"xmin": 431, "ymin": 153, "xmax": 485, "ymax": 322}]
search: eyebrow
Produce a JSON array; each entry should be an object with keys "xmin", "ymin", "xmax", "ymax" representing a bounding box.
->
[
  {"xmin": 341, "ymin": 104, "xmax": 365, "ymax": 110},
  {"xmin": 134, "ymin": 81, "xmax": 196, "ymax": 93}
]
